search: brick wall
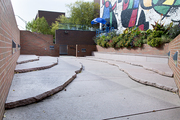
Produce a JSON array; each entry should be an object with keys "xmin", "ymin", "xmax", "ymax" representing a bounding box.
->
[
  {"xmin": 0, "ymin": 0, "xmax": 20, "ymax": 119},
  {"xmin": 36, "ymin": 10, "xmax": 65, "ymax": 26},
  {"xmin": 67, "ymin": 45, "xmax": 96, "ymax": 57},
  {"xmin": 168, "ymin": 35, "xmax": 180, "ymax": 95},
  {"xmin": 20, "ymin": 31, "xmax": 59, "ymax": 57},
  {"xmin": 94, "ymin": 0, "xmax": 100, "ymax": 4},
  {"xmin": 76, "ymin": 45, "xmax": 96, "ymax": 57},
  {"xmin": 56, "ymin": 30, "xmax": 96, "ymax": 45},
  {"xmin": 96, "ymin": 44, "xmax": 169, "ymax": 56}
]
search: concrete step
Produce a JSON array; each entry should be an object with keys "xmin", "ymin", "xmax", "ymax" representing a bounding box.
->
[
  {"xmin": 15, "ymin": 56, "xmax": 58, "ymax": 73},
  {"xmin": 6, "ymin": 56, "xmax": 82, "ymax": 109},
  {"xmin": 82, "ymin": 57, "xmax": 178, "ymax": 93},
  {"xmin": 16, "ymin": 55, "xmax": 39, "ymax": 64},
  {"xmin": 92, "ymin": 52, "xmax": 173, "ymax": 77}
]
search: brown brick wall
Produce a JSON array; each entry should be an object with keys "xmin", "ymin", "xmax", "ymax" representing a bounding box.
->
[
  {"xmin": 36, "ymin": 10, "xmax": 65, "ymax": 26},
  {"xmin": 0, "ymin": 0, "xmax": 20, "ymax": 119},
  {"xmin": 20, "ymin": 31, "xmax": 59, "ymax": 57},
  {"xmin": 94, "ymin": 0, "xmax": 100, "ymax": 4},
  {"xmin": 96, "ymin": 44, "xmax": 169, "ymax": 56},
  {"xmin": 56, "ymin": 30, "xmax": 96, "ymax": 45},
  {"xmin": 67, "ymin": 45, "xmax": 76, "ymax": 56},
  {"xmin": 168, "ymin": 35, "xmax": 180, "ymax": 95},
  {"xmin": 67, "ymin": 45, "xmax": 96, "ymax": 57},
  {"xmin": 76, "ymin": 45, "xmax": 97, "ymax": 57}
]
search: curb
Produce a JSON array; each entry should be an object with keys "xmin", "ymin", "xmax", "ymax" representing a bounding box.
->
[
  {"xmin": 120, "ymin": 60, "xmax": 173, "ymax": 77},
  {"xmin": 16, "ymin": 58, "xmax": 39, "ymax": 64},
  {"xmin": 5, "ymin": 63, "xmax": 83, "ymax": 109},
  {"xmin": 15, "ymin": 58, "xmax": 59, "ymax": 73},
  {"xmin": 83, "ymin": 58, "xmax": 178, "ymax": 93}
]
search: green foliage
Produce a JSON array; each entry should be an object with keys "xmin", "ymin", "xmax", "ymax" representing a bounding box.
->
[
  {"xmin": 67, "ymin": 0, "xmax": 99, "ymax": 26},
  {"xmin": 146, "ymin": 29, "xmax": 153, "ymax": 35},
  {"xmin": 147, "ymin": 21, "xmax": 173, "ymax": 47},
  {"xmin": 96, "ymin": 22, "xmax": 175, "ymax": 48},
  {"xmin": 26, "ymin": 17, "xmax": 51, "ymax": 35},
  {"xmin": 147, "ymin": 37, "xmax": 162, "ymax": 47},
  {"xmin": 167, "ymin": 24, "xmax": 180, "ymax": 39}
]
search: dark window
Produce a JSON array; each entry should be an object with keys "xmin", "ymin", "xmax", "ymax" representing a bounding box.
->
[
  {"xmin": 50, "ymin": 45, "xmax": 54, "ymax": 50},
  {"xmin": 82, "ymin": 48, "xmax": 86, "ymax": 52},
  {"xmin": 168, "ymin": 51, "xmax": 170, "ymax": 57},
  {"xmin": 18, "ymin": 44, "xmax": 21, "ymax": 50},
  {"xmin": 173, "ymin": 51, "xmax": 178, "ymax": 67},
  {"xmin": 12, "ymin": 40, "xmax": 16, "ymax": 54}
]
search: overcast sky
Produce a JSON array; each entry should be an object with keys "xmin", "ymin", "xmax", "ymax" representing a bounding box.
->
[{"xmin": 11, "ymin": 0, "xmax": 93, "ymax": 30}]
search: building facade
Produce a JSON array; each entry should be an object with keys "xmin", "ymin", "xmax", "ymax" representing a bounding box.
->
[
  {"xmin": 35, "ymin": 10, "xmax": 65, "ymax": 26},
  {"xmin": 100, "ymin": 0, "xmax": 180, "ymax": 32}
]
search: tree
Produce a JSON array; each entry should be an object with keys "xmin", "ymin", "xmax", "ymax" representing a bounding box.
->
[
  {"xmin": 51, "ymin": 15, "xmax": 70, "ymax": 37},
  {"xmin": 51, "ymin": 0, "xmax": 100, "ymax": 37},
  {"xmin": 26, "ymin": 17, "xmax": 51, "ymax": 35},
  {"xmin": 67, "ymin": 0, "xmax": 99, "ymax": 26}
]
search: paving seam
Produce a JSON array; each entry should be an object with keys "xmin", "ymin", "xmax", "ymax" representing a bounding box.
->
[
  {"xmin": 5, "ymin": 63, "xmax": 83, "ymax": 109},
  {"xmin": 16, "ymin": 57, "xmax": 40, "ymax": 64},
  {"xmin": 81, "ymin": 58, "xmax": 178, "ymax": 93},
  {"xmin": 103, "ymin": 106, "xmax": 180, "ymax": 120},
  {"xmin": 14, "ymin": 58, "xmax": 58, "ymax": 73},
  {"xmin": 87, "ymin": 57, "xmax": 173, "ymax": 77}
]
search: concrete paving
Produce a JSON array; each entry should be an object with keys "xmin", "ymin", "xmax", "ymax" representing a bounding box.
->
[
  {"xmin": 15, "ymin": 56, "xmax": 58, "ymax": 70},
  {"xmin": 91, "ymin": 52, "xmax": 173, "ymax": 77},
  {"xmin": 6, "ymin": 56, "xmax": 81, "ymax": 103},
  {"xmin": 83, "ymin": 57, "xmax": 177, "ymax": 93},
  {"xmin": 16, "ymin": 55, "xmax": 39, "ymax": 63},
  {"xmin": 3, "ymin": 57, "xmax": 180, "ymax": 120}
]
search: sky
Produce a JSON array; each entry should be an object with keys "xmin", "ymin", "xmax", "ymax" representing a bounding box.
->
[{"xmin": 11, "ymin": 0, "xmax": 93, "ymax": 30}]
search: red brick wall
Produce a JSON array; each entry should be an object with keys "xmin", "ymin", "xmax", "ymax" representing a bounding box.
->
[
  {"xmin": 67, "ymin": 45, "xmax": 76, "ymax": 56},
  {"xmin": 20, "ymin": 31, "xmax": 59, "ymax": 57},
  {"xmin": 33, "ymin": 32, "xmax": 54, "ymax": 44},
  {"xmin": 0, "ymin": 0, "xmax": 20, "ymax": 119},
  {"xmin": 56, "ymin": 30, "xmax": 96, "ymax": 45},
  {"xmin": 67, "ymin": 45, "xmax": 96, "ymax": 57},
  {"xmin": 168, "ymin": 35, "xmax": 180, "ymax": 95},
  {"xmin": 76, "ymin": 45, "xmax": 96, "ymax": 57},
  {"xmin": 96, "ymin": 44, "xmax": 169, "ymax": 56}
]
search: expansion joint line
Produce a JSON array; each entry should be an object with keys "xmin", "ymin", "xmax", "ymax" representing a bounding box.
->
[{"xmin": 103, "ymin": 106, "xmax": 180, "ymax": 120}]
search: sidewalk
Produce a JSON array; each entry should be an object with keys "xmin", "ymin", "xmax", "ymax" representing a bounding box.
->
[{"xmin": 4, "ymin": 56, "xmax": 180, "ymax": 120}]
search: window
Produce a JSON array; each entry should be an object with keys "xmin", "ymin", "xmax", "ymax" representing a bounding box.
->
[
  {"xmin": 173, "ymin": 51, "xmax": 178, "ymax": 67},
  {"xmin": 50, "ymin": 45, "xmax": 54, "ymax": 50},
  {"xmin": 18, "ymin": 44, "xmax": 21, "ymax": 50},
  {"xmin": 12, "ymin": 40, "xmax": 16, "ymax": 54},
  {"xmin": 81, "ymin": 48, "xmax": 86, "ymax": 52},
  {"xmin": 168, "ymin": 51, "xmax": 170, "ymax": 59}
]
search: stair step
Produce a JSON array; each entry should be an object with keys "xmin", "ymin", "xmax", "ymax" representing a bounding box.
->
[
  {"xmin": 91, "ymin": 52, "xmax": 173, "ymax": 77},
  {"xmin": 83, "ymin": 57, "xmax": 178, "ymax": 93}
]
